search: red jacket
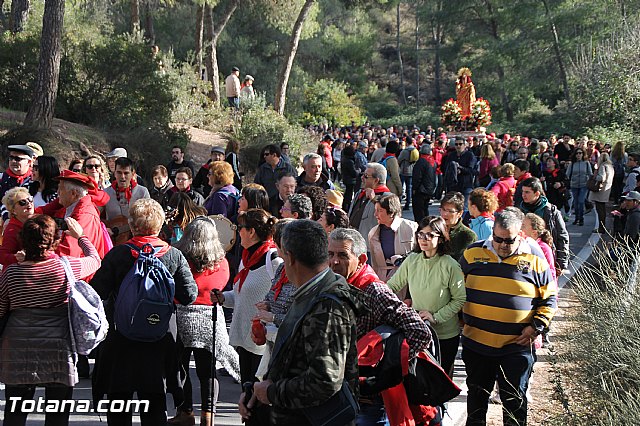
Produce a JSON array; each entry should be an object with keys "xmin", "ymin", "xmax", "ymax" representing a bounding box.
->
[
  {"xmin": 39, "ymin": 195, "xmax": 108, "ymax": 261},
  {"xmin": 491, "ymin": 176, "xmax": 516, "ymax": 212},
  {"xmin": 0, "ymin": 217, "xmax": 23, "ymax": 267}
]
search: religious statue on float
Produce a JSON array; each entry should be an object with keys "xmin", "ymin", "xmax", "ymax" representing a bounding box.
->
[
  {"xmin": 455, "ymin": 67, "xmax": 475, "ymax": 119},
  {"xmin": 441, "ymin": 67, "xmax": 491, "ymax": 131}
]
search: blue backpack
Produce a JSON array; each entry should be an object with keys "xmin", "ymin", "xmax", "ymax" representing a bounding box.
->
[{"xmin": 114, "ymin": 243, "xmax": 176, "ymax": 342}]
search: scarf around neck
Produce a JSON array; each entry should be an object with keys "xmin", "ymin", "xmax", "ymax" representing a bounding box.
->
[
  {"xmin": 126, "ymin": 235, "xmax": 170, "ymax": 257},
  {"xmin": 347, "ymin": 264, "xmax": 380, "ymax": 290},
  {"xmin": 111, "ymin": 178, "xmax": 138, "ymax": 202},
  {"xmin": 234, "ymin": 240, "xmax": 277, "ymax": 291},
  {"xmin": 6, "ymin": 168, "xmax": 32, "ymax": 185}
]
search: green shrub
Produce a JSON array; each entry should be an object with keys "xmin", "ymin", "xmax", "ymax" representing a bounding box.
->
[
  {"xmin": 230, "ymin": 96, "xmax": 311, "ymax": 175},
  {"xmin": 301, "ymin": 79, "xmax": 364, "ymax": 127},
  {"xmin": 376, "ymin": 107, "xmax": 440, "ymax": 130},
  {"xmin": 585, "ymin": 124, "xmax": 638, "ymax": 152},
  {"xmin": 562, "ymin": 240, "xmax": 640, "ymax": 424},
  {"xmin": 57, "ymin": 35, "xmax": 174, "ymax": 129},
  {"xmin": 0, "ymin": 32, "xmax": 40, "ymax": 113}
]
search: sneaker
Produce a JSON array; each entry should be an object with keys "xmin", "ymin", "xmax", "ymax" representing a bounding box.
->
[{"xmin": 542, "ymin": 333, "xmax": 552, "ymax": 349}]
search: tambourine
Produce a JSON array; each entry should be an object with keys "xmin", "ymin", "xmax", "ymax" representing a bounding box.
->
[{"xmin": 208, "ymin": 215, "xmax": 237, "ymax": 252}]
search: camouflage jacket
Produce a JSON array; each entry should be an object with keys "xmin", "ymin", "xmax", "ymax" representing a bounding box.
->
[{"xmin": 266, "ymin": 268, "xmax": 364, "ymax": 425}]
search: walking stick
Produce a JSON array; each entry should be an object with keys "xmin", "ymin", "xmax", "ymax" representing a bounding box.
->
[{"xmin": 209, "ymin": 292, "xmax": 221, "ymax": 426}]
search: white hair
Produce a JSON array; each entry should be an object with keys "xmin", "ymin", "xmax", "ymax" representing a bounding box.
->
[
  {"xmin": 366, "ymin": 162, "xmax": 387, "ymax": 183},
  {"xmin": 62, "ymin": 180, "xmax": 89, "ymax": 197},
  {"xmin": 303, "ymin": 153, "xmax": 322, "ymax": 164}
]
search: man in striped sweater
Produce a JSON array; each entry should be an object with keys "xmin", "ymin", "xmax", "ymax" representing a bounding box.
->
[{"xmin": 459, "ymin": 207, "xmax": 557, "ymax": 426}]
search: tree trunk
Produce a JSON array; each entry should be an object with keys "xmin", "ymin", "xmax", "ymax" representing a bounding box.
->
[
  {"xmin": 9, "ymin": 0, "xmax": 30, "ymax": 33},
  {"xmin": 0, "ymin": 0, "xmax": 7, "ymax": 30},
  {"xmin": 204, "ymin": 0, "xmax": 239, "ymax": 104},
  {"xmin": 541, "ymin": 0, "xmax": 572, "ymax": 109},
  {"xmin": 131, "ymin": 0, "xmax": 140, "ymax": 35},
  {"xmin": 274, "ymin": 0, "xmax": 315, "ymax": 115},
  {"xmin": 430, "ymin": 2, "xmax": 444, "ymax": 107},
  {"xmin": 195, "ymin": 4, "xmax": 204, "ymax": 76},
  {"xmin": 396, "ymin": 2, "xmax": 406, "ymax": 105},
  {"xmin": 485, "ymin": 0, "xmax": 513, "ymax": 121},
  {"xmin": 24, "ymin": 0, "xmax": 64, "ymax": 130},
  {"xmin": 415, "ymin": 10, "xmax": 419, "ymax": 107},
  {"xmin": 144, "ymin": 0, "xmax": 155, "ymax": 44}
]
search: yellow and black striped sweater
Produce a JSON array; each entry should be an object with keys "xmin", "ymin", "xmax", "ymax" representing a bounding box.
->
[{"xmin": 459, "ymin": 239, "xmax": 557, "ymax": 356}]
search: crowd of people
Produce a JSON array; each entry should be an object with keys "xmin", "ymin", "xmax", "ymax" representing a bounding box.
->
[{"xmin": 0, "ymin": 122, "xmax": 637, "ymax": 426}]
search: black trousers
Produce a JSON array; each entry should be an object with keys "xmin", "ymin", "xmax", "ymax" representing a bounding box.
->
[
  {"xmin": 594, "ymin": 201, "xmax": 607, "ymax": 233},
  {"xmin": 106, "ymin": 392, "xmax": 167, "ymax": 426},
  {"xmin": 412, "ymin": 192, "xmax": 431, "ymax": 224},
  {"xmin": 180, "ymin": 347, "xmax": 218, "ymax": 412},
  {"xmin": 236, "ymin": 346, "xmax": 262, "ymax": 385},
  {"xmin": 439, "ymin": 334, "xmax": 461, "ymax": 379},
  {"xmin": 4, "ymin": 384, "xmax": 73, "ymax": 426}
]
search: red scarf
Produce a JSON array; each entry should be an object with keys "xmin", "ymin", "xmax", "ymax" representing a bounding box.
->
[
  {"xmin": 550, "ymin": 168, "xmax": 560, "ymax": 178},
  {"xmin": 382, "ymin": 152, "xmax": 395, "ymax": 159},
  {"xmin": 347, "ymin": 264, "xmax": 381, "ymax": 290},
  {"xmin": 479, "ymin": 212, "xmax": 495, "ymax": 220},
  {"xmin": 357, "ymin": 185, "xmax": 391, "ymax": 200},
  {"xmin": 5, "ymin": 168, "xmax": 32, "ymax": 185},
  {"xmin": 111, "ymin": 178, "xmax": 137, "ymax": 202},
  {"xmin": 272, "ymin": 268, "xmax": 288, "ymax": 301},
  {"xmin": 235, "ymin": 240, "xmax": 277, "ymax": 291},
  {"xmin": 516, "ymin": 172, "xmax": 532, "ymax": 185},
  {"xmin": 419, "ymin": 154, "xmax": 436, "ymax": 166},
  {"xmin": 126, "ymin": 235, "xmax": 170, "ymax": 257}
]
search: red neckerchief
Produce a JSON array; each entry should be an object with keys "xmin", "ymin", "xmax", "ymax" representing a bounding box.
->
[
  {"xmin": 550, "ymin": 168, "xmax": 559, "ymax": 178},
  {"xmin": 357, "ymin": 185, "xmax": 391, "ymax": 200},
  {"xmin": 126, "ymin": 235, "xmax": 170, "ymax": 257},
  {"xmin": 111, "ymin": 179, "xmax": 137, "ymax": 202},
  {"xmin": 419, "ymin": 154, "xmax": 435, "ymax": 166},
  {"xmin": 382, "ymin": 152, "xmax": 395, "ymax": 159},
  {"xmin": 479, "ymin": 212, "xmax": 495, "ymax": 220},
  {"xmin": 235, "ymin": 240, "xmax": 277, "ymax": 291},
  {"xmin": 347, "ymin": 264, "xmax": 381, "ymax": 290},
  {"xmin": 272, "ymin": 267, "xmax": 288, "ymax": 300},
  {"xmin": 203, "ymin": 162, "xmax": 211, "ymax": 170},
  {"xmin": 516, "ymin": 172, "xmax": 532, "ymax": 184},
  {"xmin": 5, "ymin": 168, "xmax": 32, "ymax": 185}
]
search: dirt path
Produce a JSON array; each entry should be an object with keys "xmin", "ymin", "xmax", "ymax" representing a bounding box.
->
[{"xmin": 181, "ymin": 125, "xmax": 228, "ymax": 166}]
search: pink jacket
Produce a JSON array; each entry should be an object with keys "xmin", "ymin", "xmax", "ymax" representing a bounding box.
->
[{"xmin": 491, "ymin": 176, "xmax": 516, "ymax": 212}]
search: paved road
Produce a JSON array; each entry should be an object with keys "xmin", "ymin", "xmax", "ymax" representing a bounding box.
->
[{"xmin": 0, "ymin": 202, "xmax": 597, "ymax": 425}]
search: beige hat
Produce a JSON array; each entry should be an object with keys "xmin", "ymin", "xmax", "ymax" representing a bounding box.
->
[
  {"xmin": 25, "ymin": 142, "xmax": 44, "ymax": 158},
  {"xmin": 325, "ymin": 189, "xmax": 344, "ymax": 208}
]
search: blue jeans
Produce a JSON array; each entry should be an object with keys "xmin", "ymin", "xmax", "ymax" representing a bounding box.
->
[
  {"xmin": 463, "ymin": 347, "xmax": 536, "ymax": 426},
  {"xmin": 228, "ymin": 96, "xmax": 239, "ymax": 109},
  {"xmin": 571, "ymin": 186, "xmax": 588, "ymax": 221},
  {"xmin": 356, "ymin": 399, "xmax": 389, "ymax": 426},
  {"xmin": 401, "ymin": 175, "xmax": 412, "ymax": 207}
]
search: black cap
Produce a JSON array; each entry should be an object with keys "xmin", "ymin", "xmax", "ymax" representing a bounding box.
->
[
  {"xmin": 7, "ymin": 144, "xmax": 35, "ymax": 158},
  {"xmin": 232, "ymin": 66, "xmax": 240, "ymax": 72}
]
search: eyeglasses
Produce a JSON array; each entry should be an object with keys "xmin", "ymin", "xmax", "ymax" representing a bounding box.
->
[
  {"xmin": 493, "ymin": 234, "xmax": 518, "ymax": 245},
  {"xmin": 417, "ymin": 231, "xmax": 438, "ymax": 240},
  {"xmin": 455, "ymin": 143, "xmax": 464, "ymax": 146},
  {"xmin": 85, "ymin": 164, "xmax": 100, "ymax": 170},
  {"xmin": 263, "ymin": 152, "xmax": 272, "ymax": 157},
  {"xmin": 9, "ymin": 156, "xmax": 29, "ymax": 163},
  {"xmin": 17, "ymin": 197, "xmax": 34, "ymax": 207},
  {"xmin": 72, "ymin": 168, "xmax": 82, "ymax": 173},
  {"xmin": 363, "ymin": 174, "xmax": 374, "ymax": 179},
  {"xmin": 175, "ymin": 177, "xmax": 190, "ymax": 182},
  {"xmin": 575, "ymin": 152, "xmax": 584, "ymax": 155}
]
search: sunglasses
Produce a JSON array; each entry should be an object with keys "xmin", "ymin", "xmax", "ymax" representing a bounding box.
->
[
  {"xmin": 263, "ymin": 152, "xmax": 272, "ymax": 157},
  {"xmin": 493, "ymin": 234, "xmax": 518, "ymax": 245},
  {"xmin": 85, "ymin": 164, "xmax": 101, "ymax": 170},
  {"xmin": 455, "ymin": 143, "xmax": 464, "ymax": 146},
  {"xmin": 9, "ymin": 155, "xmax": 29, "ymax": 162},
  {"xmin": 417, "ymin": 231, "xmax": 438, "ymax": 240},
  {"xmin": 17, "ymin": 197, "xmax": 34, "ymax": 207},
  {"xmin": 72, "ymin": 168, "xmax": 82, "ymax": 173}
]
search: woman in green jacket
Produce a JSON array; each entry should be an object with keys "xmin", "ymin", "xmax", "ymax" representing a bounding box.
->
[{"xmin": 387, "ymin": 215, "xmax": 466, "ymax": 377}]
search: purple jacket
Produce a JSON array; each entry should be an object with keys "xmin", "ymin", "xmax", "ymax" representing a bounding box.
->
[{"xmin": 204, "ymin": 184, "xmax": 239, "ymax": 218}]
